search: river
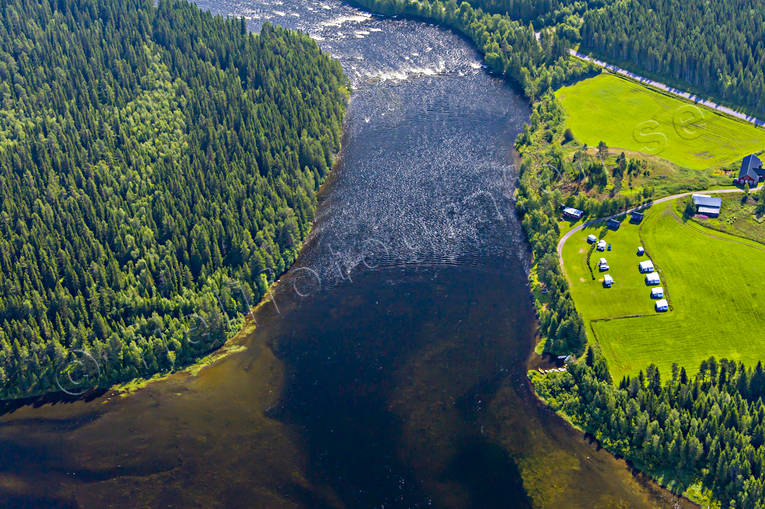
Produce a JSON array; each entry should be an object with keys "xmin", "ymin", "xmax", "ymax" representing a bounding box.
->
[{"xmin": 0, "ymin": 1, "xmax": 694, "ymax": 507}]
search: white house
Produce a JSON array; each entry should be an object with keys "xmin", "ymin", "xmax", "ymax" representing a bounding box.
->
[
  {"xmin": 637, "ymin": 246, "xmax": 645, "ymax": 256},
  {"xmin": 596, "ymin": 240, "xmax": 607, "ymax": 251},
  {"xmin": 563, "ymin": 207, "xmax": 584, "ymax": 220},
  {"xmin": 598, "ymin": 258, "xmax": 609, "ymax": 271},
  {"xmin": 650, "ymin": 287, "xmax": 664, "ymax": 299},
  {"xmin": 603, "ymin": 274, "xmax": 614, "ymax": 288},
  {"xmin": 587, "ymin": 234, "xmax": 597, "ymax": 243},
  {"xmin": 639, "ymin": 260, "xmax": 655, "ymax": 273},
  {"xmin": 645, "ymin": 272, "xmax": 660, "ymax": 285},
  {"xmin": 655, "ymin": 299, "xmax": 669, "ymax": 312}
]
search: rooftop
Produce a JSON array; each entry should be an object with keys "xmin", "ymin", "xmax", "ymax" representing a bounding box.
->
[
  {"xmin": 692, "ymin": 194, "xmax": 722, "ymax": 209},
  {"xmin": 645, "ymin": 272, "xmax": 661, "ymax": 284},
  {"xmin": 698, "ymin": 206, "xmax": 720, "ymax": 216},
  {"xmin": 563, "ymin": 207, "xmax": 583, "ymax": 217},
  {"xmin": 740, "ymin": 154, "xmax": 763, "ymax": 181}
]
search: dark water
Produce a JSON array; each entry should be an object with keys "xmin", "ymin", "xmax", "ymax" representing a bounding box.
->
[{"xmin": 0, "ymin": 2, "xmax": 696, "ymax": 508}]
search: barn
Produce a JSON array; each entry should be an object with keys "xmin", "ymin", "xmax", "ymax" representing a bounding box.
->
[
  {"xmin": 692, "ymin": 194, "xmax": 721, "ymax": 217},
  {"xmin": 735, "ymin": 154, "xmax": 764, "ymax": 185}
]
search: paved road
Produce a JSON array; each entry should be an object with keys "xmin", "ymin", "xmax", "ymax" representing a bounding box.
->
[
  {"xmin": 557, "ymin": 187, "xmax": 760, "ymax": 272},
  {"xmin": 570, "ymin": 50, "xmax": 765, "ymax": 128}
]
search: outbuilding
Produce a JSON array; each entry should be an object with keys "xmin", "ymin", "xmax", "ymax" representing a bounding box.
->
[
  {"xmin": 651, "ymin": 287, "xmax": 664, "ymax": 299},
  {"xmin": 692, "ymin": 194, "xmax": 722, "ymax": 216},
  {"xmin": 607, "ymin": 218, "xmax": 620, "ymax": 230},
  {"xmin": 645, "ymin": 272, "xmax": 661, "ymax": 285},
  {"xmin": 637, "ymin": 246, "xmax": 645, "ymax": 256},
  {"xmin": 630, "ymin": 211, "xmax": 644, "ymax": 224},
  {"xmin": 596, "ymin": 240, "xmax": 607, "ymax": 251},
  {"xmin": 655, "ymin": 299, "xmax": 669, "ymax": 312},
  {"xmin": 598, "ymin": 258, "xmax": 609, "ymax": 271},
  {"xmin": 603, "ymin": 274, "xmax": 614, "ymax": 288},
  {"xmin": 639, "ymin": 260, "xmax": 655, "ymax": 273},
  {"xmin": 587, "ymin": 234, "xmax": 597, "ymax": 243}
]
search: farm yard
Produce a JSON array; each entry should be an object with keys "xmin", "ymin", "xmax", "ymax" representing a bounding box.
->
[
  {"xmin": 561, "ymin": 201, "xmax": 765, "ymax": 382},
  {"xmin": 555, "ymin": 73, "xmax": 765, "ymax": 171},
  {"xmin": 691, "ymin": 192, "xmax": 765, "ymax": 243}
]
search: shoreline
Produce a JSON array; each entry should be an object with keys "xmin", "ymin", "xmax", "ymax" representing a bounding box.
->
[
  {"xmin": 527, "ymin": 371, "xmax": 704, "ymax": 507},
  {"xmin": 105, "ymin": 109, "xmax": 353, "ymax": 399}
]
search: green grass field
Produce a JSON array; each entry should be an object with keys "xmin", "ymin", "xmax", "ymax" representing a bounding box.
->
[
  {"xmin": 555, "ymin": 73, "xmax": 765, "ymax": 170},
  {"xmin": 563, "ymin": 201, "xmax": 765, "ymax": 382}
]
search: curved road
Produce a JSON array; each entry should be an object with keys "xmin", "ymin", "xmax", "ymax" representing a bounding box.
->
[
  {"xmin": 570, "ymin": 50, "xmax": 765, "ymax": 128},
  {"xmin": 557, "ymin": 187, "xmax": 760, "ymax": 272}
]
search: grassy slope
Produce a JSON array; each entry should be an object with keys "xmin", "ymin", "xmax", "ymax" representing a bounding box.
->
[
  {"xmin": 564, "ymin": 201, "xmax": 765, "ymax": 381},
  {"xmin": 555, "ymin": 73, "xmax": 765, "ymax": 170}
]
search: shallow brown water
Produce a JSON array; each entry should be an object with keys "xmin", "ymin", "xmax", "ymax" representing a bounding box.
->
[{"xmin": 0, "ymin": 264, "xmax": 694, "ymax": 508}]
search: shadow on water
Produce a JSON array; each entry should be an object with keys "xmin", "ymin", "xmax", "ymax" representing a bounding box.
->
[{"xmin": 261, "ymin": 261, "xmax": 536, "ymax": 508}]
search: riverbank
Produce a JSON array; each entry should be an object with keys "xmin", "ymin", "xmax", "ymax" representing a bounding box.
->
[
  {"xmin": 527, "ymin": 372, "xmax": 710, "ymax": 507},
  {"xmin": 109, "ymin": 94, "xmax": 355, "ymax": 399}
]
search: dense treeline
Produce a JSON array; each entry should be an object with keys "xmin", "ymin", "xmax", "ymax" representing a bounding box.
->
[
  {"xmin": 534, "ymin": 352, "xmax": 765, "ymax": 507},
  {"xmin": 581, "ymin": 0, "xmax": 765, "ymax": 116},
  {"xmin": 514, "ymin": 98, "xmax": 587, "ymax": 355},
  {"xmin": 349, "ymin": 0, "xmax": 595, "ymax": 101},
  {"xmin": 0, "ymin": 0, "xmax": 347, "ymax": 398},
  {"xmin": 457, "ymin": 0, "xmax": 612, "ymax": 32}
]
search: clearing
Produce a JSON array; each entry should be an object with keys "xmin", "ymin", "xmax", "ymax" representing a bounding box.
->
[{"xmin": 562, "ymin": 200, "xmax": 765, "ymax": 382}]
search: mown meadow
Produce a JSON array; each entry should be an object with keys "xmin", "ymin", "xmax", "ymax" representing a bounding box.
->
[{"xmin": 556, "ymin": 73, "xmax": 765, "ymax": 170}]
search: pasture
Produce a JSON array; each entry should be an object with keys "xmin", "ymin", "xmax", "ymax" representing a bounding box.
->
[
  {"xmin": 562, "ymin": 201, "xmax": 765, "ymax": 382},
  {"xmin": 555, "ymin": 73, "xmax": 765, "ymax": 170}
]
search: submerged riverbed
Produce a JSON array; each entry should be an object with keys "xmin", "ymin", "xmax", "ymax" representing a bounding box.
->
[{"xmin": 0, "ymin": 1, "xmax": 695, "ymax": 507}]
